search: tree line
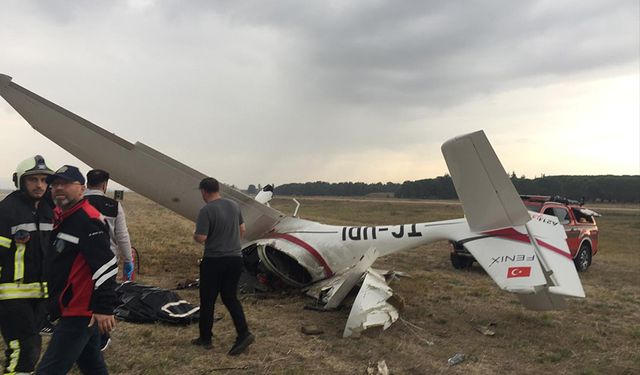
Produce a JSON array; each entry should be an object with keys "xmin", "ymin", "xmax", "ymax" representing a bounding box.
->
[
  {"xmin": 266, "ymin": 175, "xmax": 639, "ymax": 203},
  {"xmin": 272, "ymin": 181, "xmax": 401, "ymax": 197}
]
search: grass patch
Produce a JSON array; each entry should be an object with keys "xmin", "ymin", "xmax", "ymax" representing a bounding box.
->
[
  {"xmin": 536, "ymin": 348, "xmax": 573, "ymax": 363},
  {"xmin": 2, "ymin": 194, "xmax": 638, "ymax": 374}
]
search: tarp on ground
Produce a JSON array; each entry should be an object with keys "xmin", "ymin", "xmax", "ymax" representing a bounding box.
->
[{"xmin": 114, "ymin": 282, "xmax": 200, "ymax": 325}]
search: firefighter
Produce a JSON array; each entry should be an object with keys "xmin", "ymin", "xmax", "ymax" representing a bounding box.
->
[{"xmin": 0, "ymin": 155, "xmax": 54, "ymax": 374}]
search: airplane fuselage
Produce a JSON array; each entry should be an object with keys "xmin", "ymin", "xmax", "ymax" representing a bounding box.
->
[{"xmin": 245, "ymin": 216, "xmax": 470, "ymax": 286}]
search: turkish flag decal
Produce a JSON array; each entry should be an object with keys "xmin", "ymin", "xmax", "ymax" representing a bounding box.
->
[{"xmin": 507, "ymin": 266, "xmax": 531, "ymax": 278}]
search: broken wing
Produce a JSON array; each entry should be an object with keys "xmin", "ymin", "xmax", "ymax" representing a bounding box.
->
[{"xmin": 0, "ymin": 74, "xmax": 283, "ymax": 241}]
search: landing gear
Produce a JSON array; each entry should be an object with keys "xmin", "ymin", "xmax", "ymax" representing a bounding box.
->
[{"xmin": 450, "ymin": 252, "xmax": 474, "ymax": 269}]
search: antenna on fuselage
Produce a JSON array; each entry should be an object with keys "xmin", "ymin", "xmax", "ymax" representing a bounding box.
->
[{"xmin": 292, "ymin": 198, "xmax": 301, "ymax": 217}]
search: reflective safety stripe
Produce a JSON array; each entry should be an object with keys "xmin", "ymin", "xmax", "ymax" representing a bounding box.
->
[
  {"xmin": 10, "ymin": 223, "xmax": 37, "ymax": 234},
  {"xmin": 10, "ymin": 222, "xmax": 52, "ymax": 234},
  {"xmin": 13, "ymin": 243, "xmax": 25, "ymax": 281},
  {"xmin": 95, "ymin": 267, "xmax": 118, "ymax": 289},
  {"xmin": 93, "ymin": 256, "xmax": 117, "ymax": 281},
  {"xmin": 7, "ymin": 339, "xmax": 20, "ymax": 374},
  {"xmin": 39, "ymin": 223, "xmax": 54, "ymax": 231},
  {"xmin": 0, "ymin": 282, "xmax": 48, "ymax": 300},
  {"xmin": 57, "ymin": 232, "xmax": 79, "ymax": 244},
  {"xmin": 0, "ymin": 236, "xmax": 11, "ymax": 249}
]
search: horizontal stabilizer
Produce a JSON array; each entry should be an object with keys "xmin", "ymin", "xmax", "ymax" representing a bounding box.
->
[
  {"xmin": 461, "ymin": 226, "xmax": 548, "ymax": 292},
  {"xmin": 524, "ymin": 213, "xmax": 585, "ymax": 298},
  {"xmin": 442, "ymin": 130, "xmax": 530, "ymax": 232},
  {"xmin": 460, "ymin": 211, "xmax": 584, "ymax": 310}
]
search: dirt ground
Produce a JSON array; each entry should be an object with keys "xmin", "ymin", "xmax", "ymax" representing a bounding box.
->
[{"xmin": 1, "ymin": 193, "xmax": 638, "ymax": 374}]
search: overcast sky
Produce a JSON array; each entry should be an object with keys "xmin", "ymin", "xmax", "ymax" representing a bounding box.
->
[{"xmin": 1, "ymin": 0, "xmax": 638, "ymax": 190}]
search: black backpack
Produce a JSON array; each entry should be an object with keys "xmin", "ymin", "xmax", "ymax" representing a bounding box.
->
[{"xmin": 114, "ymin": 282, "xmax": 199, "ymax": 325}]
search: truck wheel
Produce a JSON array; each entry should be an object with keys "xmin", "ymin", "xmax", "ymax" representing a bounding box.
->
[
  {"xmin": 574, "ymin": 243, "xmax": 592, "ymax": 272},
  {"xmin": 450, "ymin": 253, "xmax": 473, "ymax": 269}
]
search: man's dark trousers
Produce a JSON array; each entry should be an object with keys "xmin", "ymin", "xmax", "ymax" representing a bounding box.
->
[
  {"xmin": 36, "ymin": 317, "xmax": 107, "ymax": 375},
  {"xmin": 199, "ymin": 256, "xmax": 249, "ymax": 343},
  {"xmin": 0, "ymin": 299, "xmax": 46, "ymax": 374}
]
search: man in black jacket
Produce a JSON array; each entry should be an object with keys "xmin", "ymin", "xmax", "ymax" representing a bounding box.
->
[
  {"xmin": 84, "ymin": 169, "xmax": 134, "ymax": 280},
  {"xmin": 36, "ymin": 166, "xmax": 118, "ymax": 375},
  {"xmin": 0, "ymin": 155, "xmax": 54, "ymax": 375}
]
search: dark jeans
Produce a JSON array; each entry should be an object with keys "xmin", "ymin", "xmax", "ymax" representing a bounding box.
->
[
  {"xmin": 36, "ymin": 316, "xmax": 108, "ymax": 375},
  {"xmin": 199, "ymin": 256, "xmax": 249, "ymax": 342},
  {"xmin": 0, "ymin": 298, "xmax": 46, "ymax": 374}
]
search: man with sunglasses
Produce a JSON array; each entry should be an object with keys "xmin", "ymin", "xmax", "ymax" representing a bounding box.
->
[{"xmin": 36, "ymin": 165, "xmax": 118, "ymax": 375}]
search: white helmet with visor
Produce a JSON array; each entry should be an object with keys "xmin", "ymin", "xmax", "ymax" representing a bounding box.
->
[{"xmin": 12, "ymin": 155, "xmax": 54, "ymax": 190}]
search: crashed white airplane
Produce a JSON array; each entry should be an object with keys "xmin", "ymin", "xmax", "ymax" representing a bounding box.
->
[{"xmin": 0, "ymin": 74, "xmax": 585, "ymax": 337}]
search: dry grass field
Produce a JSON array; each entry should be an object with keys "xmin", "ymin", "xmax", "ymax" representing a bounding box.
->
[{"xmin": 2, "ymin": 193, "xmax": 639, "ymax": 374}]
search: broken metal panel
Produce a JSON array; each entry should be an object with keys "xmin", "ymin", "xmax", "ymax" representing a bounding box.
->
[
  {"xmin": 304, "ymin": 272, "xmax": 348, "ymax": 301},
  {"xmin": 254, "ymin": 238, "xmax": 326, "ymax": 282},
  {"xmin": 324, "ymin": 247, "xmax": 378, "ymax": 309},
  {"xmin": 304, "ymin": 247, "xmax": 379, "ymax": 308},
  {"xmin": 370, "ymin": 269, "xmax": 410, "ymax": 282},
  {"xmin": 343, "ymin": 269, "xmax": 399, "ymax": 338}
]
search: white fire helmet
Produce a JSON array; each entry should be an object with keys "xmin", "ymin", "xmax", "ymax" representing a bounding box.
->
[{"xmin": 12, "ymin": 155, "xmax": 54, "ymax": 190}]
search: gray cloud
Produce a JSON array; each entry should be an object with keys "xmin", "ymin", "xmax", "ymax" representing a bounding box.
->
[
  {"xmin": 0, "ymin": 0, "xmax": 637, "ymax": 188},
  {"xmin": 201, "ymin": 1, "xmax": 637, "ymax": 104}
]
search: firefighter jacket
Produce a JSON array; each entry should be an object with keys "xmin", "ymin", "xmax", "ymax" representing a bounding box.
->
[
  {"xmin": 47, "ymin": 198, "xmax": 118, "ymax": 319},
  {"xmin": 0, "ymin": 190, "xmax": 53, "ymax": 300}
]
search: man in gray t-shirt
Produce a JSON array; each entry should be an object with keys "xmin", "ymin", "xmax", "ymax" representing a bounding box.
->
[
  {"xmin": 191, "ymin": 177, "xmax": 254, "ymax": 356},
  {"xmin": 195, "ymin": 198, "xmax": 244, "ymax": 258}
]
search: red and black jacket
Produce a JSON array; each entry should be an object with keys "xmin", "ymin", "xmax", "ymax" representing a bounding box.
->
[{"xmin": 47, "ymin": 199, "xmax": 118, "ymax": 319}]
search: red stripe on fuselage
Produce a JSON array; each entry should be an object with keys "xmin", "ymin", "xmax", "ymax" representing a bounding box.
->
[
  {"xmin": 266, "ymin": 233, "xmax": 334, "ymax": 277},
  {"xmin": 482, "ymin": 228, "xmax": 572, "ymax": 260}
]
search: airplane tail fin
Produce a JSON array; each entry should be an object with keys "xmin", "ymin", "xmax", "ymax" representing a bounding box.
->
[
  {"xmin": 441, "ymin": 130, "xmax": 530, "ymax": 232},
  {"xmin": 442, "ymin": 131, "xmax": 585, "ymax": 310}
]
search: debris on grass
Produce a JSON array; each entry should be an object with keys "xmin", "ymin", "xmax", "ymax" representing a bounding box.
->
[
  {"xmin": 366, "ymin": 360, "xmax": 389, "ymax": 375},
  {"xmin": 176, "ymin": 278, "xmax": 198, "ymax": 289},
  {"xmin": 301, "ymin": 325, "xmax": 324, "ymax": 335},
  {"xmin": 343, "ymin": 271, "xmax": 399, "ymax": 338},
  {"xmin": 475, "ymin": 324, "xmax": 496, "ymax": 336},
  {"xmin": 447, "ymin": 353, "xmax": 465, "ymax": 366},
  {"xmin": 399, "ymin": 317, "xmax": 435, "ymax": 346}
]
